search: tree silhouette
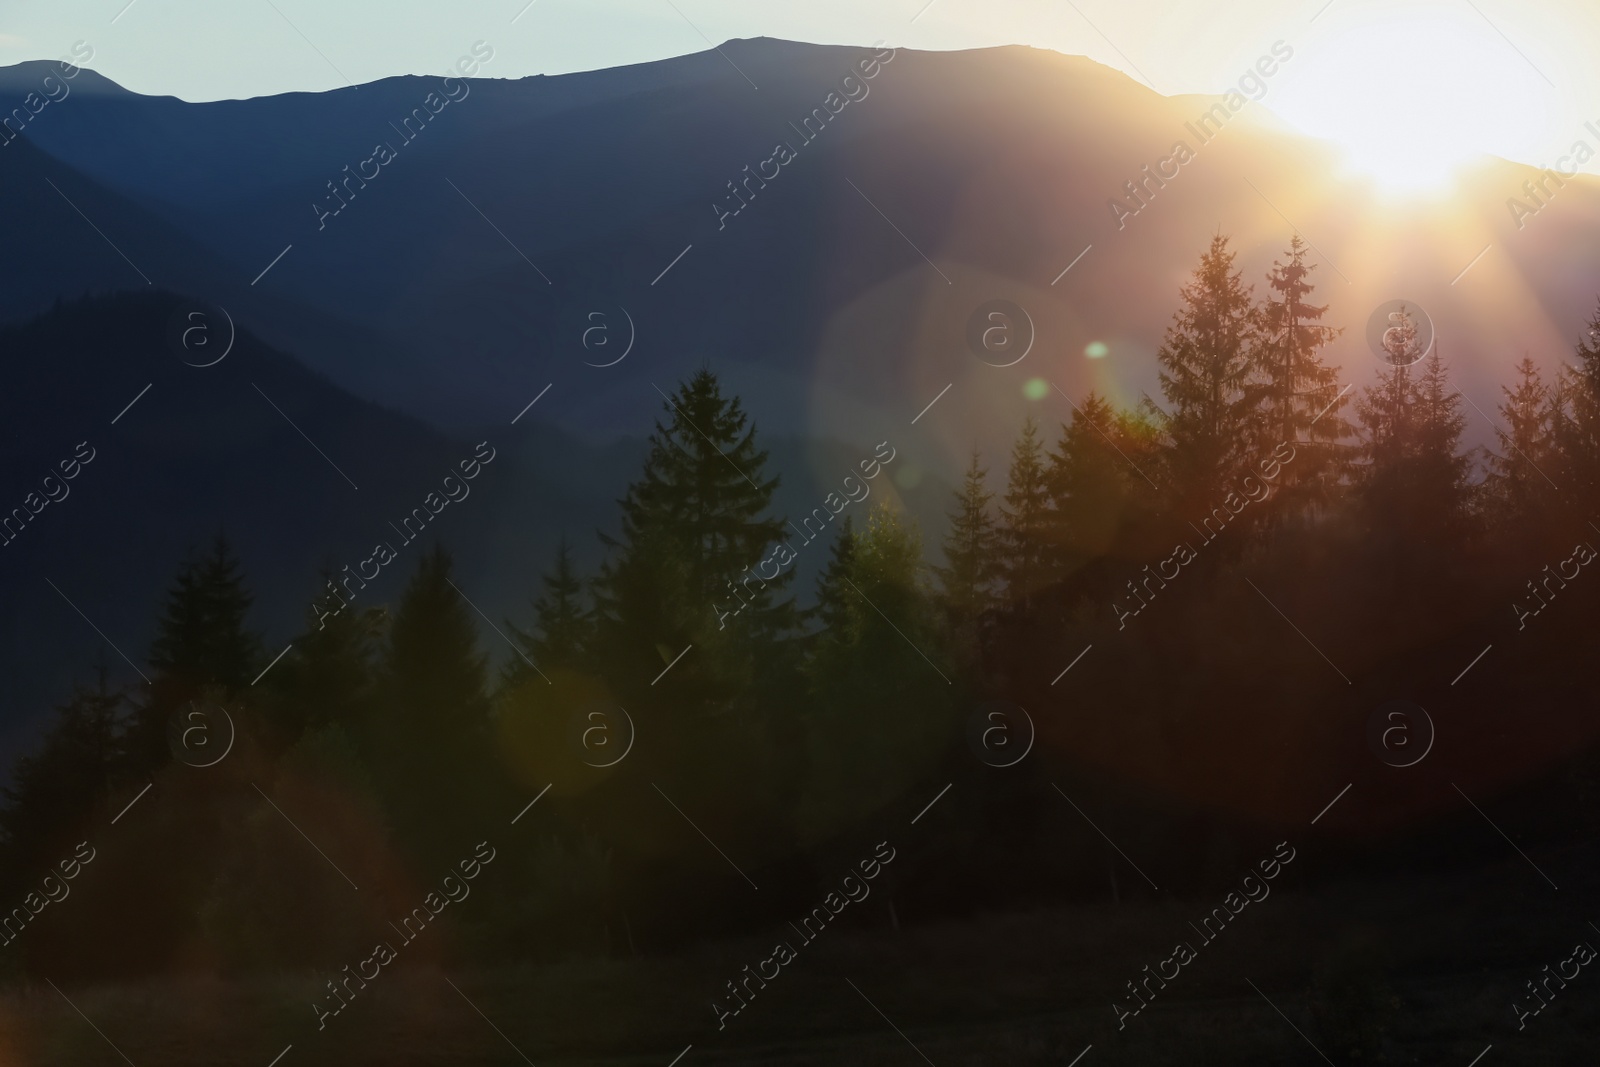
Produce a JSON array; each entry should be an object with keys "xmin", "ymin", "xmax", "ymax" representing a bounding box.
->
[
  {"xmin": 374, "ymin": 543, "xmax": 491, "ymax": 853},
  {"xmin": 935, "ymin": 450, "xmax": 1001, "ymax": 624},
  {"xmin": 1155, "ymin": 234, "xmax": 1264, "ymax": 513},
  {"xmin": 999, "ymin": 415, "xmax": 1052, "ymax": 611},
  {"xmin": 506, "ymin": 536, "xmax": 592, "ymax": 687},
  {"xmin": 0, "ymin": 658, "xmax": 126, "ymax": 881},
  {"xmin": 592, "ymin": 370, "xmax": 798, "ymax": 707},
  {"xmin": 130, "ymin": 534, "xmax": 260, "ymax": 773},
  {"xmin": 1257, "ymin": 236, "xmax": 1350, "ymax": 515},
  {"xmin": 1487, "ymin": 357, "xmax": 1561, "ymax": 533}
]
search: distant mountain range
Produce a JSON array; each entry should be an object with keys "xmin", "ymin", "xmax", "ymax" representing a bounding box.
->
[{"xmin": 7, "ymin": 38, "xmax": 1598, "ymax": 450}]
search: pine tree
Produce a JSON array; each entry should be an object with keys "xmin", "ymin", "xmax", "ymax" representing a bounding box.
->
[
  {"xmin": 588, "ymin": 373, "xmax": 803, "ymax": 870},
  {"xmin": 148, "ymin": 533, "xmax": 260, "ymax": 691},
  {"xmin": 383, "ymin": 544, "xmax": 489, "ymax": 737},
  {"xmin": 1552, "ymin": 302, "xmax": 1600, "ymax": 506},
  {"xmin": 1487, "ymin": 357, "xmax": 1560, "ymax": 528},
  {"xmin": 802, "ymin": 502, "xmax": 951, "ymax": 836},
  {"xmin": 1257, "ymin": 236, "xmax": 1350, "ymax": 512},
  {"xmin": 131, "ymin": 534, "xmax": 260, "ymax": 772},
  {"xmin": 273, "ymin": 567, "xmax": 385, "ymax": 742},
  {"xmin": 1155, "ymin": 234, "xmax": 1265, "ymax": 512},
  {"xmin": 374, "ymin": 544, "xmax": 491, "ymax": 843},
  {"xmin": 1411, "ymin": 347, "xmax": 1473, "ymax": 532},
  {"xmin": 1, "ymin": 659, "xmax": 126, "ymax": 877},
  {"xmin": 999, "ymin": 416, "xmax": 1052, "ymax": 609},
  {"xmin": 1045, "ymin": 393, "xmax": 1146, "ymax": 564},
  {"xmin": 599, "ymin": 372, "xmax": 791, "ymax": 608},
  {"xmin": 935, "ymin": 451, "xmax": 1000, "ymax": 620},
  {"xmin": 506, "ymin": 537, "xmax": 592, "ymax": 687},
  {"xmin": 1355, "ymin": 340, "xmax": 1473, "ymax": 559},
  {"xmin": 811, "ymin": 516, "xmax": 860, "ymax": 639},
  {"xmin": 1355, "ymin": 305, "xmax": 1427, "ymax": 487},
  {"xmin": 592, "ymin": 370, "xmax": 798, "ymax": 704}
]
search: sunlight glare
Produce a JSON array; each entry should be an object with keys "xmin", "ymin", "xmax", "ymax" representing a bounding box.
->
[{"xmin": 1270, "ymin": 7, "xmax": 1558, "ymax": 196}]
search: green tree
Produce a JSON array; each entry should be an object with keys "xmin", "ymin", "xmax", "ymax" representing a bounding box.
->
[
  {"xmin": 148, "ymin": 533, "xmax": 260, "ymax": 689},
  {"xmin": 374, "ymin": 544, "xmax": 491, "ymax": 846},
  {"xmin": 811, "ymin": 516, "xmax": 860, "ymax": 638},
  {"xmin": 269, "ymin": 569, "xmax": 386, "ymax": 746},
  {"xmin": 999, "ymin": 416, "xmax": 1053, "ymax": 609},
  {"xmin": 935, "ymin": 451, "xmax": 1000, "ymax": 621},
  {"xmin": 592, "ymin": 370, "xmax": 798, "ymax": 705},
  {"xmin": 131, "ymin": 534, "xmax": 260, "ymax": 772},
  {"xmin": 802, "ymin": 502, "xmax": 952, "ymax": 838},
  {"xmin": 506, "ymin": 536, "xmax": 592, "ymax": 688},
  {"xmin": 1045, "ymin": 393, "xmax": 1156, "ymax": 567},
  {"xmin": 0, "ymin": 660, "xmax": 126, "ymax": 879},
  {"xmin": 588, "ymin": 371, "xmax": 803, "ymax": 874}
]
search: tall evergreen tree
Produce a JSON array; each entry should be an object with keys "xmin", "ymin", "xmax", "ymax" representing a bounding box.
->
[
  {"xmin": 1155, "ymin": 234, "xmax": 1264, "ymax": 512},
  {"xmin": 812, "ymin": 516, "xmax": 860, "ymax": 639},
  {"xmin": 1411, "ymin": 347, "xmax": 1473, "ymax": 531},
  {"xmin": 272, "ymin": 568, "xmax": 385, "ymax": 743},
  {"xmin": 148, "ymin": 533, "xmax": 260, "ymax": 690},
  {"xmin": 935, "ymin": 451, "xmax": 1001, "ymax": 621},
  {"xmin": 592, "ymin": 370, "xmax": 798, "ymax": 705},
  {"xmin": 1355, "ymin": 338, "xmax": 1474, "ymax": 561},
  {"xmin": 374, "ymin": 544, "xmax": 491, "ymax": 845},
  {"xmin": 999, "ymin": 416, "xmax": 1053, "ymax": 609},
  {"xmin": 1045, "ymin": 393, "xmax": 1151, "ymax": 565},
  {"xmin": 1552, "ymin": 303, "xmax": 1600, "ymax": 507},
  {"xmin": 1257, "ymin": 237, "xmax": 1350, "ymax": 512},
  {"xmin": 131, "ymin": 534, "xmax": 260, "ymax": 772},
  {"xmin": 0, "ymin": 659, "xmax": 126, "ymax": 878},
  {"xmin": 505, "ymin": 537, "xmax": 592, "ymax": 688},
  {"xmin": 802, "ymin": 503, "xmax": 952, "ymax": 837},
  {"xmin": 1487, "ymin": 357, "xmax": 1560, "ymax": 529}
]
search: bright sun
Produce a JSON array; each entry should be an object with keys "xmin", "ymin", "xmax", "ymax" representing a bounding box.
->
[{"xmin": 1269, "ymin": 7, "xmax": 1558, "ymax": 196}]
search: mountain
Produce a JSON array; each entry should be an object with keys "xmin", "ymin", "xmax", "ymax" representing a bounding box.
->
[
  {"xmin": 0, "ymin": 288, "xmax": 949, "ymax": 760},
  {"xmin": 6, "ymin": 39, "xmax": 1598, "ymax": 462}
]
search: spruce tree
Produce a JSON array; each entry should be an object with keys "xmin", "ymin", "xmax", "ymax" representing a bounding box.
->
[
  {"xmin": 132, "ymin": 534, "xmax": 260, "ymax": 772},
  {"xmin": 999, "ymin": 416, "xmax": 1052, "ymax": 609},
  {"xmin": 1257, "ymin": 237, "xmax": 1350, "ymax": 512},
  {"xmin": 1411, "ymin": 347, "xmax": 1473, "ymax": 533},
  {"xmin": 382, "ymin": 544, "xmax": 489, "ymax": 740},
  {"xmin": 1355, "ymin": 340, "xmax": 1473, "ymax": 564},
  {"xmin": 273, "ymin": 568, "xmax": 385, "ymax": 742},
  {"xmin": 506, "ymin": 537, "xmax": 592, "ymax": 688},
  {"xmin": 148, "ymin": 533, "xmax": 260, "ymax": 691},
  {"xmin": 802, "ymin": 503, "xmax": 951, "ymax": 837},
  {"xmin": 1552, "ymin": 303, "xmax": 1600, "ymax": 506},
  {"xmin": 1355, "ymin": 306, "xmax": 1426, "ymax": 492},
  {"xmin": 1, "ymin": 660, "xmax": 126, "ymax": 878},
  {"xmin": 374, "ymin": 544, "xmax": 491, "ymax": 845},
  {"xmin": 1487, "ymin": 357, "xmax": 1560, "ymax": 529},
  {"xmin": 591, "ymin": 370, "xmax": 797, "ymax": 706},
  {"xmin": 1045, "ymin": 393, "xmax": 1142, "ymax": 564},
  {"xmin": 1155, "ymin": 234, "xmax": 1265, "ymax": 512},
  {"xmin": 935, "ymin": 451, "xmax": 1000, "ymax": 620},
  {"xmin": 812, "ymin": 516, "xmax": 860, "ymax": 639}
]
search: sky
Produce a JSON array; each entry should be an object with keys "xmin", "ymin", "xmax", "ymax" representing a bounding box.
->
[{"xmin": 2, "ymin": 0, "xmax": 1596, "ymax": 177}]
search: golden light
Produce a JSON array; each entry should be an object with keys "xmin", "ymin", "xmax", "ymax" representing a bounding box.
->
[{"xmin": 1269, "ymin": 5, "xmax": 1558, "ymax": 196}]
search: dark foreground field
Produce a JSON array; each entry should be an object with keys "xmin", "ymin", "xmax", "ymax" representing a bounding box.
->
[{"xmin": 7, "ymin": 852, "xmax": 1594, "ymax": 1067}]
